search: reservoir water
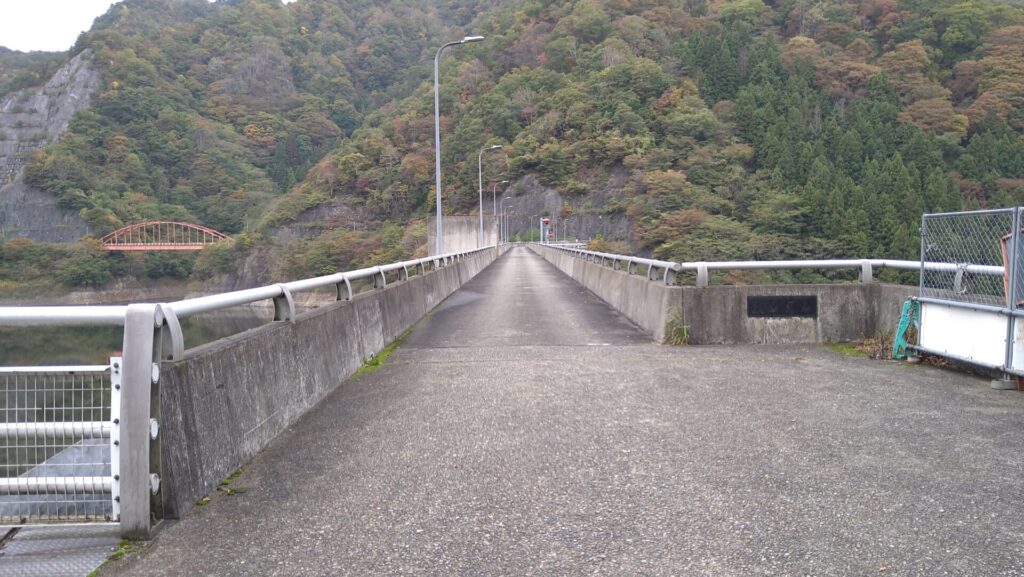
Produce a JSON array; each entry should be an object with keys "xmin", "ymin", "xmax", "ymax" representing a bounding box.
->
[{"xmin": 0, "ymin": 308, "xmax": 270, "ymax": 366}]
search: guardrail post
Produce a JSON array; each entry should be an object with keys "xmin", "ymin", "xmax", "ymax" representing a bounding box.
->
[
  {"xmin": 374, "ymin": 267, "xmax": 387, "ymax": 289},
  {"xmin": 1004, "ymin": 207, "xmax": 1021, "ymax": 373},
  {"xmin": 120, "ymin": 304, "xmax": 161, "ymax": 539},
  {"xmin": 859, "ymin": 261, "xmax": 874, "ymax": 284},
  {"xmin": 628, "ymin": 261, "xmax": 637, "ymax": 275},
  {"xmin": 399, "ymin": 265, "xmax": 409, "ymax": 282},
  {"xmin": 953, "ymin": 267, "xmax": 965, "ymax": 294},
  {"xmin": 664, "ymin": 266, "xmax": 677, "ymax": 285},
  {"xmin": 272, "ymin": 285, "xmax": 295, "ymax": 321},
  {"xmin": 157, "ymin": 304, "xmax": 184, "ymax": 361},
  {"xmin": 696, "ymin": 263, "xmax": 709, "ymax": 287},
  {"xmin": 336, "ymin": 276, "xmax": 353, "ymax": 301}
]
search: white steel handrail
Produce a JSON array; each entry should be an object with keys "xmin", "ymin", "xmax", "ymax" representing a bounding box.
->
[
  {"xmin": 0, "ymin": 307, "xmax": 128, "ymax": 327},
  {"xmin": 0, "ymin": 247, "xmax": 495, "ymax": 327},
  {"xmin": 680, "ymin": 259, "xmax": 1001, "ymax": 275},
  {"xmin": 0, "ymin": 365, "xmax": 110, "ymax": 374},
  {"xmin": 0, "ymin": 422, "xmax": 111, "ymax": 439},
  {"xmin": 0, "ymin": 477, "xmax": 112, "ymax": 495},
  {"xmin": 538, "ymin": 244, "xmax": 1006, "ymax": 286}
]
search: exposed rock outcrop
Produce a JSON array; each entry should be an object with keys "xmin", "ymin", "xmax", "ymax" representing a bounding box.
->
[
  {"xmin": 500, "ymin": 172, "xmax": 634, "ymax": 243},
  {"xmin": 0, "ymin": 50, "xmax": 99, "ymax": 242}
]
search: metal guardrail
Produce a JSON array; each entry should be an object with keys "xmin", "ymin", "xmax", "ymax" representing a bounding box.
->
[
  {"xmin": 538, "ymin": 219, "xmax": 1024, "ymax": 380},
  {"xmin": 0, "ymin": 245, "xmax": 495, "ymax": 537},
  {"xmin": 537, "ymin": 244, "xmax": 1004, "ymax": 287},
  {"xmin": 0, "ymin": 247, "xmax": 493, "ymax": 355}
]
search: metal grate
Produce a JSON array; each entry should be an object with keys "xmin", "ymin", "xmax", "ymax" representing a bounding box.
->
[
  {"xmin": 0, "ymin": 363, "xmax": 117, "ymax": 525},
  {"xmin": 920, "ymin": 209, "xmax": 1015, "ymax": 306}
]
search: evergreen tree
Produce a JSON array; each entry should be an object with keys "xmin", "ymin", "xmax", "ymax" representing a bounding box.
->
[{"xmin": 701, "ymin": 40, "xmax": 739, "ymax": 104}]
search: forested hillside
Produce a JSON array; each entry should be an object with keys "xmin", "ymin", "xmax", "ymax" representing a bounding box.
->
[
  {"xmin": 4, "ymin": 0, "xmax": 1024, "ymax": 289},
  {"xmin": 0, "ymin": 48, "xmax": 67, "ymax": 99},
  {"xmin": 278, "ymin": 0, "xmax": 1024, "ymax": 274}
]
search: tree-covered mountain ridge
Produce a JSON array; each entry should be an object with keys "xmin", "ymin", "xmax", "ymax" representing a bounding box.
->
[
  {"xmin": 4, "ymin": 0, "xmax": 1024, "ymax": 290},
  {"xmin": 271, "ymin": 0, "xmax": 1024, "ymax": 279}
]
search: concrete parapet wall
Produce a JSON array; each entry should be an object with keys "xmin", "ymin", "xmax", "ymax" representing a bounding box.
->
[
  {"xmin": 158, "ymin": 247, "xmax": 507, "ymax": 518},
  {"xmin": 531, "ymin": 245, "xmax": 916, "ymax": 345},
  {"xmin": 874, "ymin": 284, "xmax": 920, "ymax": 336},
  {"xmin": 679, "ymin": 283, "xmax": 916, "ymax": 345}
]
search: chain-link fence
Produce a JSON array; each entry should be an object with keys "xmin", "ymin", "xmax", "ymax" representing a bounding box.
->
[
  {"xmin": 920, "ymin": 209, "xmax": 1018, "ymax": 307},
  {"xmin": 0, "ymin": 364, "xmax": 116, "ymax": 524}
]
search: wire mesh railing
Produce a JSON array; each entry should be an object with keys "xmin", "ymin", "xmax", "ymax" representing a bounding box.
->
[
  {"xmin": 0, "ymin": 362, "xmax": 119, "ymax": 525},
  {"xmin": 920, "ymin": 209, "xmax": 1017, "ymax": 307}
]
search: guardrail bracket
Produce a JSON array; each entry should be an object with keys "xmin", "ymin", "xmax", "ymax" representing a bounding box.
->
[{"xmin": 273, "ymin": 285, "xmax": 295, "ymax": 322}]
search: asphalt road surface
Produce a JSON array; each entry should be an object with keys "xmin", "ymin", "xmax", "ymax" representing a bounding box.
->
[{"xmin": 103, "ymin": 247, "xmax": 1024, "ymax": 577}]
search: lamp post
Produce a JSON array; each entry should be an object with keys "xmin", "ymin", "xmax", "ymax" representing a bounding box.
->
[
  {"xmin": 434, "ymin": 35, "xmax": 484, "ymax": 255},
  {"xmin": 500, "ymin": 199, "xmax": 513, "ymax": 242},
  {"xmin": 492, "ymin": 179, "xmax": 509, "ymax": 217},
  {"xmin": 505, "ymin": 208, "xmax": 515, "ymax": 243},
  {"xmin": 477, "ymin": 144, "xmax": 502, "ymax": 247}
]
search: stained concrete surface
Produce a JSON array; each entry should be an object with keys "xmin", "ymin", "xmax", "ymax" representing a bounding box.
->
[{"xmin": 101, "ymin": 247, "xmax": 1024, "ymax": 576}]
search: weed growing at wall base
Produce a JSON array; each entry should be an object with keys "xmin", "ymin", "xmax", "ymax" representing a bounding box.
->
[{"xmin": 664, "ymin": 308, "xmax": 689, "ymax": 346}]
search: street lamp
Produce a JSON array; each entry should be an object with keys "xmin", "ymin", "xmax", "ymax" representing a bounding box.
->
[
  {"xmin": 505, "ymin": 208, "xmax": 515, "ymax": 243},
  {"xmin": 477, "ymin": 144, "xmax": 502, "ymax": 247},
  {"xmin": 434, "ymin": 35, "xmax": 485, "ymax": 255},
  {"xmin": 500, "ymin": 198, "xmax": 514, "ymax": 242},
  {"xmin": 492, "ymin": 179, "xmax": 509, "ymax": 217}
]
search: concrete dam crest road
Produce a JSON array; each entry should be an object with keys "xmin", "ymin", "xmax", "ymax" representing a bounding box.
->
[{"xmin": 104, "ymin": 247, "xmax": 1024, "ymax": 577}]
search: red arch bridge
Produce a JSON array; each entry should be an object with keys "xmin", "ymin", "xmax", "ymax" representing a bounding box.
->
[{"xmin": 100, "ymin": 221, "xmax": 229, "ymax": 251}]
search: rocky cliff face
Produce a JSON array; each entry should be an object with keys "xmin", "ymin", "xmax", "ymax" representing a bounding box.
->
[{"xmin": 0, "ymin": 50, "xmax": 99, "ymax": 242}]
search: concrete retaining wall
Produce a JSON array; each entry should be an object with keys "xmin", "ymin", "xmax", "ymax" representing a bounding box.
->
[
  {"xmin": 531, "ymin": 245, "xmax": 916, "ymax": 345},
  {"xmin": 157, "ymin": 247, "xmax": 506, "ymax": 518}
]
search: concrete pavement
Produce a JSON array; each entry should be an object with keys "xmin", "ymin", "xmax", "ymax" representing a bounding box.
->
[{"xmin": 101, "ymin": 247, "xmax": 1024, "ymax": 576}]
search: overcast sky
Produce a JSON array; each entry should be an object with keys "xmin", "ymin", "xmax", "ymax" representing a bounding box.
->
[{"xmin": 0, "ymin": 0, "xmax": 296, "ymax": 53}]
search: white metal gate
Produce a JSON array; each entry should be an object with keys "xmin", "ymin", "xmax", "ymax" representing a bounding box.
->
[
  {"xmin": 914, "ymin": 208, "xmax": 1024, "ymax": 378},
  {"xmin": 0, "ymin": 360, "xmax": 120, "ymax": 525}
]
